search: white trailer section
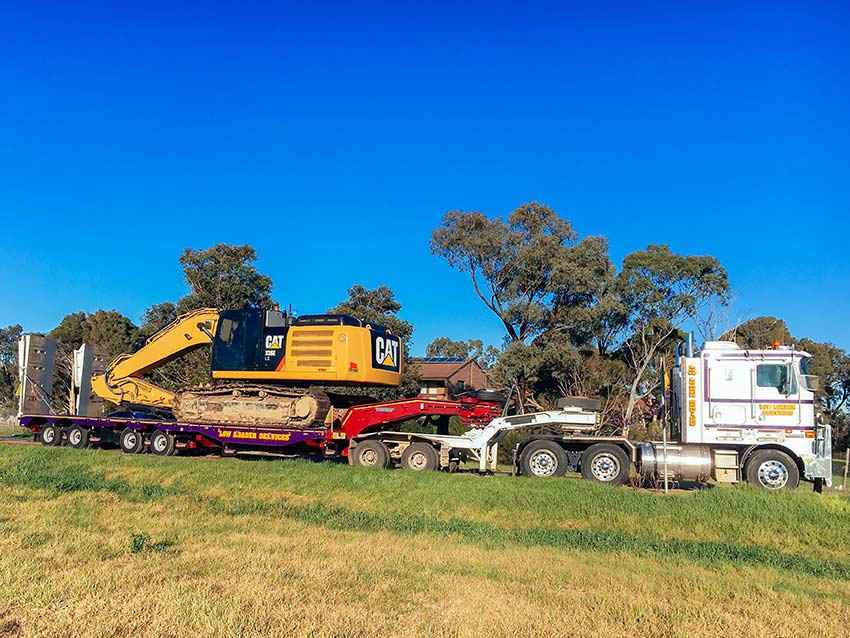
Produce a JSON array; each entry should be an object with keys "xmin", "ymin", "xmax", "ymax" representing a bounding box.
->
[{"xmin": 350, "ymin": 406, "xmax": 598, "ymax": 472}]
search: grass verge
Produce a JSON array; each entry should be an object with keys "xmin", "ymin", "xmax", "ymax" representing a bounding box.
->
[{"xmin": 0, "ymin": 445, "xmax": 849, "ymax": 637}]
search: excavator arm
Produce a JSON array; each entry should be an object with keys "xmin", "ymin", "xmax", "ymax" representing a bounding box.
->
[{"xmin": 91, "ymin": 308, "xmax": 220, "ymax": 408}]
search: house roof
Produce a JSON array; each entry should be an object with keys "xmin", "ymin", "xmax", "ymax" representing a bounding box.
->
[{"xmin": 419, "ymin": 357, "xmax": 481, "ymax": 381}]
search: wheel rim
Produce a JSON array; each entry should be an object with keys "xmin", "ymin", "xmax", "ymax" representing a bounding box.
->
[
  {"xmin": 69, "ymin": 429, "xmax": 81, "ymax": 445},
  {"xmin": 359, "ymin": 448, "xmax": 378, "ymax": 466},
  {"xmin": 152, "ymin": 434, "xmax": 166, "ymax": 453},
  {"xmin": 43, "ymin": 428, "xmax": 55, "ymax": 444},
  {"xmin": 124, "ymin": 432, "xmax": 138, "ymax": 449},
  {"xmin": 408, "ymin": 451, "xmax": 429, "ymax": 470},
  {"xmin": 590, "ymin": 453, "xmax": 620, "ymax": 482},
  {"xmin": 529, "ymin": 450, "xmax": 558, "ymax": 477},
  {"xmin": 757, "ymin": 460, "xmax": 789, "ymax": 489}
]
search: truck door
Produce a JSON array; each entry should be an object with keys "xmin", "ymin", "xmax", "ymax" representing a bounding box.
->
[
  {"xmin": 751, "ymin": 361, "xmax": 801, "ymax": 427},
  {"xmin": 707, "ymin": 360, "xmax": 749, "ymax": 426}
]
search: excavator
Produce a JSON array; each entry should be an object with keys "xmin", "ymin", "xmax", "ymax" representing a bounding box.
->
[{"xmin": 90, "ymin": 307, "xmax": 403, "ymax": 428}]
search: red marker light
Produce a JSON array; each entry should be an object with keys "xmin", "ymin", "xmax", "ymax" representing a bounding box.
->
[{"xmin": 349, "ymin": 362, "xmax": 359, "ymax": 372}]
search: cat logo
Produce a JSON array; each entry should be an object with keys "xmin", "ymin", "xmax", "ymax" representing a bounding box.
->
[
  {"xmin": 372, "ymin": 333, "xmax": 400, "ymax": 371},
  {"xmin": 265, "ymin": 335, "xmax": 284, "ymax": 350}
]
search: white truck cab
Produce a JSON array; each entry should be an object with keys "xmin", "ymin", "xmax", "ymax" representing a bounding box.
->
[{"xmin": 659, "ymin": 340, "xmax": 832, "ymax": 489}]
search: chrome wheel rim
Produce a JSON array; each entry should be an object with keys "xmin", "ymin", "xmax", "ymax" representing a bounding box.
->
[
  {"xmin": 69, "ymin": 429, "xmax": 81, "ymax": 445},
  {"xmin": 529, "ymin": 450, "xmax": 558, "ymax": 477},
  {"xmin": 359, "ymin": 448, "xmax": 378, "ymax": 466},
  {"xmin": 590, "ymin": 454, "xmax": 620, "ymax": 482},
  {"xmin": 757, "ymin": 460, "xmax": 789, "ymax": 489},
  {"xmin": 408, "ymin": 451, "xmax": 429, "ymax": 470},
  {"xmin": 152, "ymin": 434, "xmax": 167, "ymax": 453},
  {"xmin": 124, "ymin": 432, "xmax": 138, "ymax": 450},
  {"xmin": 43, "ymin": 428, "xmax": 55, "ymax": 444}
]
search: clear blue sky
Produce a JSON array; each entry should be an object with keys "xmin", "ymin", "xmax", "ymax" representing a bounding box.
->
[{"xmin": 1, "ymin": 0, "xmax": 848, "ymax": 354}]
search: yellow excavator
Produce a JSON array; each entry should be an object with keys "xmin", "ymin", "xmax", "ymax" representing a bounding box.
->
[{"xmin": 91, "ymin": 307, "xmax": 403, "ymax": 427}]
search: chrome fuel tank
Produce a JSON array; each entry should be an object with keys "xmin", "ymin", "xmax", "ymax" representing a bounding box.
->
[{"xmin": 638, "ymin": 443, "xmax": 712, "ymax": 482}]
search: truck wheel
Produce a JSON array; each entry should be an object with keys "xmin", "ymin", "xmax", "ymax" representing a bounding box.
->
[
  {"xmin": 40, "ymin": 425, "xmax": 62, "ymax": 447},
  {"xmin": 67, "ymin": 425, "xmax": 90, "ymax": 449},
  {"xmin": 519, "ymin": 440, "xmax": 568, "ymax": 478},
  {"xmin": 119, "ymin": 428, "xmax": 145, "ymax": 454},
  {"xmin": 150, "ymin": 430, "xmax": 176, "ymax": 457},
  {"xmin": 401, "ymin": 442, "xmax": 439, "ymax": 471},
  {"xmin": 580, "ymin": 443, "xmax": 630, "ymax": 486},
  {"xmin": 350, "ymin": 440, "xmax": 391, "ymax": 468},
  {"xmin": 745, "ymin": 450, "xmax": 799, "ymax": 490}
]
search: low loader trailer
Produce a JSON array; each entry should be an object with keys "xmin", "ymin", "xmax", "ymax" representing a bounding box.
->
[{"xmin": 19, "ymin": 394, "xmax": 505, "ymax": 459}]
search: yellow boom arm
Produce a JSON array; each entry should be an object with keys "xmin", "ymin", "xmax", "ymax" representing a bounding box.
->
[{"xmin": 91, "ymin": 308, "xmax": 220, "ymax": 408}]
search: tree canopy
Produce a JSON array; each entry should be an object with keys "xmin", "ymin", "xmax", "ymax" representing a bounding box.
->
[
  {"xmin": 329, "ymin": 285, "xmax": 420, "ymax": 399},
  {"xmin": 431, "ymin": 202, "xmax": 612, "ymax": 344},
  {"xmin": 433, "ymin": 203, "xmax": 731, "ymax": 420},
  {"xmin": 177, "ymin": 244, "xmax": 273, "ymax": 313}
]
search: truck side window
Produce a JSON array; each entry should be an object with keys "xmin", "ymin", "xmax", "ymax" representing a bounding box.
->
[{"xmin": 756, "ymin": 364, "xmax": 796, "ymax": 394}]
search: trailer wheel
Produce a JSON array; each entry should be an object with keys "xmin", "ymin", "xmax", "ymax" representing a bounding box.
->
[
  {"xmin": 119, "ymin": 428, "xmax": 145, "ymax": 454},
  {"xmin": 150, "ymin": 430, "xmax": 176, "ymax": 457},
  {"xmin": 745, "ymin": 450, "xmax": 799, "ymax": 490},
  {"xmin": 401, "ymin": 442, "xmax": 439, "ymax": 471},
  {"xmin": 519, "ymin": 440, "xmax": 568, "ymax": 478},
  {"xmin": 40, "ymin": 425, "xmax": 62, "ymax": 447},
  {"xmin": 67, "ymin": 425, "xmax": 90, "ymax": 449},
  {"xmin": 350, "ymin": 440, "xmax": 391, "ymax": 468},
  {"xmin": 580, "ymin": 444, "xmax": 630, "ymax": 486}
]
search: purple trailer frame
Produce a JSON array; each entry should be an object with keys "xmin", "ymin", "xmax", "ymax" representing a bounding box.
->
[{"xmin": 18, "ymin": 414, "xmax": 328, "ymax": 454}]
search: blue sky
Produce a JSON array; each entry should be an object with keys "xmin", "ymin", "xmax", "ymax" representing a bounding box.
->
[{"xmin": 1, "ymin": 0, "xmax": 848, "ymax": 354}]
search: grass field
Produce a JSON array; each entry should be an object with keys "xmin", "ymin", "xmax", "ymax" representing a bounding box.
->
[{"xmin": 0, "ymin": 445, "xmax": 849, "ymax": 637}]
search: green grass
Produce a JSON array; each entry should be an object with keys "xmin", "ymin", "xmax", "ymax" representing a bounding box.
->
[
  {"xmin": 1, "ymin": 445, "xmax": 849, "ymax": 637},
  {"xmin": 0, "ymin": 423, "xmax": 23, "ymax": 437}
]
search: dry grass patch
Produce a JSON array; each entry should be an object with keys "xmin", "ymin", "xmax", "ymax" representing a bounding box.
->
[{"xmin": 0, "ymin": 445, "xmax": 849, "ymax": 637}]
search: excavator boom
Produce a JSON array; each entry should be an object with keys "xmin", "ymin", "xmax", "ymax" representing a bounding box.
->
[{"xmin": 91, "ymin": 308, "xmax": 220, "ymax": 408}]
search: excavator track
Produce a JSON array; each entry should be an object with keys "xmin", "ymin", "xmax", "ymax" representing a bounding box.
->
[{"xmin": 173, "ymin": 384, "xmax": 331, "ymax": 428}]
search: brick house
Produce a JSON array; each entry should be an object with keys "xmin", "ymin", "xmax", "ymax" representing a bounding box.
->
[{"xmin": 418, "ymin": 357, "xmax": 491, "ymax": 399}]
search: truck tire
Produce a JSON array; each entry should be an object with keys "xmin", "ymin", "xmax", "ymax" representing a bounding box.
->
[
  {"xmin": 67, "ymin": 425, "xmax": 90, "ymax": 449},
  {"xmin": 519, "ymin": 440, "xmax": 568, "ymax": 478},
  {"xmin": 349, "ymin": 440, "xmax": 391, "ymax": 468},
  {"xmin": 580, "ymin": 443, "xmax": 630, "ymax": 486},
  {"xmin": 745, "ymin": 450, "xmax": 799, "ymax": 490},
  {"xmin": 149, "ymin": 430, "xmax": 176, "ymax": 457},
  {"xmin": 119, "ymin": 428, "xmax": 145, "ymax": 454},
  {"xmin": 400, "ymin": 442, "xmax": 439, "ymax": 471},
  {"xmin": 40, "ymin": 425, "xmax": 62, "ymax": 447}
]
